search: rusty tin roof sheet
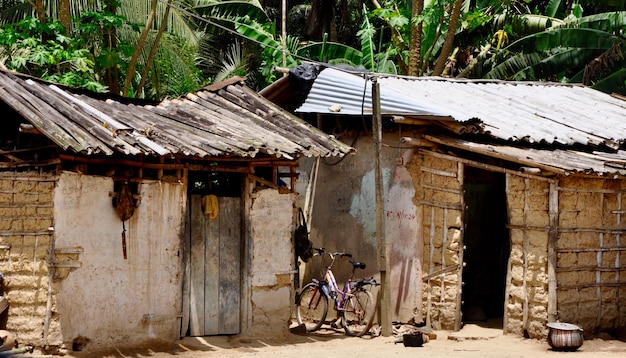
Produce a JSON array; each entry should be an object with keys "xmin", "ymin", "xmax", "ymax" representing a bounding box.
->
[{"xmin": 0, "ymin": 71, "xmax": 352, "ymax": 159}]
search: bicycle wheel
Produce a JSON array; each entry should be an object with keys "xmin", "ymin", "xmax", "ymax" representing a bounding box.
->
[
  {"xmin": 295, "ymin": 282, "xmax": 329, "ymax": 332},
  {"xmin": 341, "ymin": 289, "xmax": 375, "ymax": 337}
]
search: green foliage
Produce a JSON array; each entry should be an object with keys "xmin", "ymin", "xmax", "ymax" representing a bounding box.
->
[
  {"xmin": 234, "ymin": 17, "xmax": 298, "ymax": 84},
  {"xmin": 298, "ymin": 41, "xmax": 363, "ymax": 66},
  {"xmin": 0, "ymin": 16, "xmax": 107, "ymax": 92},
  {"xmin": 74, "ymin": 9, "xmax": 136, "ymax": 73},
  {"xmin": 194, "ymin": 0, "xmax": 270, "ymax": 25},
  {"xmin": 357, "ymin": 9, "xmax": 377, "ymax": 72}
]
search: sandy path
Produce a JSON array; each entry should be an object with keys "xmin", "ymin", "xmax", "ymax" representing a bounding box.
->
[{"xmin": 62, "ymin": 326, "xmax": 626, "ymax": 358}]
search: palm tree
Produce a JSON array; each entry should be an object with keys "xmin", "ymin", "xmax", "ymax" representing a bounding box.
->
[{"xmin": 0, "ymin": 0, "xmax": 204, "ymax": 99}]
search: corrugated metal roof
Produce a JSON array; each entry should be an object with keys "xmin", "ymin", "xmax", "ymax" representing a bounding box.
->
[
  {"xmin": 295, "ymin": 67, "xmax": 626, "ymax": 149},
  {"xmin": 0, "ymin": 70, "xmax": 352, "ymax": 160},
  {"xmin": 427, "ymin": 135, "xmax": 626, "ymax": 177}
]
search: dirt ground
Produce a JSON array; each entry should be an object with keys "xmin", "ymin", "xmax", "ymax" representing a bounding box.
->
[{"xmin": 40, "ymin": 323, "xmax": 626, "ymax": 358}]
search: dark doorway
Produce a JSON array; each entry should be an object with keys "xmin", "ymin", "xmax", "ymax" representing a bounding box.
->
[{"xmin": 462, "ymin": 167, "xmax": 510, "ymax": 326}]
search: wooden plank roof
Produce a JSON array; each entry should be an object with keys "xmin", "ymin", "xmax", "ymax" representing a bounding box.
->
[{"xmin": 0, "ymin": 71, "xmax": 352, "ymax": 160}]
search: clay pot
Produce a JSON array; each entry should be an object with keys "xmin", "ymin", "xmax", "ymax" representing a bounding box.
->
[{"xmin": 547, "ymin": 322, "xmax": 584, "ymax": 351}]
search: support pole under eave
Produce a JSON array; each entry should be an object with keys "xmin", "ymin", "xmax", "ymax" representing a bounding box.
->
[{"xmin": 372, "ymin": 77, "xmax": 391, "ymax": 336}]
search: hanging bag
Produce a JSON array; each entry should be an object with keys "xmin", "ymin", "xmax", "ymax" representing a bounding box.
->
[{"xmin": 294, "ymin": 208, "xmax": 313, "ymax": 262}]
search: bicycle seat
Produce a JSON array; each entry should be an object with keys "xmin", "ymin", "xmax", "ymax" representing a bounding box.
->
[{"xmin": 350, "ymin": 259, "xmax": 366, "ymax": 270}]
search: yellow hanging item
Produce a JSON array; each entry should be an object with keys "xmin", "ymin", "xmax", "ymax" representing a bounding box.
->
[{"xmin": 202, "ymin": 194, "xmax": 219, "ymax": 219}]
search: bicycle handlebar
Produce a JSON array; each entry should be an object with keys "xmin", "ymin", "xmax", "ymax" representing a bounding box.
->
[{"xmin": 312, "ymin": 247, "xmax": 352, "ymax": 258}]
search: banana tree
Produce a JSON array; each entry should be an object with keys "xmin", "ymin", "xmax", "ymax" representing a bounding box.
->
[
  {"xmin": 296, "ymin": 8, "xmax": 399, "ymax": 74},
  {"xmin": 480, "ymin": 11, "xmax": 626, "ymax": 94}
]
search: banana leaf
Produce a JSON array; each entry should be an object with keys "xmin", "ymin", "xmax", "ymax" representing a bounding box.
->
[
  {"xmin": 234, "ymin": 20, "xmax": 299, "ymax": 69},
  {"xmin": 519, "ymin": 49, "xmax": 604, "ymax": 81},
  {"xmin": 506, "ymin": 28, "xmax": 617, "ymax": 53},
  {"xmin": 358, "ymin": 5, "xmax": 376, "ymax": 72},
  {"xmin": 492, "ymin": 14, "xmax": 565, "ymax": 36},
  {"xmin": 545, "ymin": 0, "xmax": 565, "ymax": 18},
  {"xmin": 297, "ymin": 42, "xmax": 363, "ymax": 66},
  {"xmin": 590, "ymin": 68, "xmax": 626, "ymax": 95},
  {"xmin": 563, "ymin": 11, "xmax": 626, "ymax": 32},
  {"xmin": 485, "ymin": 48, "xmax": 603, "ymax": 80}
]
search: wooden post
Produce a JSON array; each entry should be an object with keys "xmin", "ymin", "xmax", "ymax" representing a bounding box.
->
[
  {"xmin": 547, "ymin": 181, "xmax": 559, "ymax": 322},
  {"xmin": 372, "ymin": 77, "xmax": 391, "ymax": 336},
  {"xmin": 454, "ymin": 162, "xmax": 464, "ymax": 331},
  {"xmin": 522, "ymin": 178, "xmax": 530, "ymax": 334}
]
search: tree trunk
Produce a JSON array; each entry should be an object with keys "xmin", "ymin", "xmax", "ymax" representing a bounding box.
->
[
  {"xmin": 304, "ymin": 0, "xmax": 335, "ymax": 41},
  {"xmin": 34, "ymin": 0, "xmax": 45, "ymax": 23},
  {"xmin": 433, "ymin": 0, "xmax": 462, "ymax": 76},
  {"xmin": 408, "ymin": 0, "xmax": 424, "ymax": 76},
  {"xmin": 104, "ymin": 0, "xmax": 120, "ymax": 95},
  {"xmin": 136, "ymin": 0, "xmax": 173, "ymax": 98},
  {"xmin": 59, "ymin": 0, "xmax": 70, "ymax": 34},
  {"xmin": 123, "ymin": 0, "xmax": 158, "ymax": 97}
]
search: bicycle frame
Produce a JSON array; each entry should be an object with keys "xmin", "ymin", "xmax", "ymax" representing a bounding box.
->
[
  {"xmin": 326, "ymin": 259, "xmax": 364, "ymax": 311},
  {"xmin": 306, "ymin": 250, "xmax": 351, "ymax": 307}
]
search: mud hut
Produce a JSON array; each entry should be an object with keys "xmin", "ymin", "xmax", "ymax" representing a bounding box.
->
[
  {"xmin": 0, "ymin": 70, "xmax": 352, "ymax": 353},
  {"xmin": 262, "ymin": 65, "xmax": 626, "ymax": 339}
]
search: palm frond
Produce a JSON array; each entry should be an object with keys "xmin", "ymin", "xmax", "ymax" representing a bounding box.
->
[
  {"xmin": 0, "ymin": 1, "xmax": 32, "ymax": 25},
  {"xmin": 194, "ymin": 0, "xmax": 269, "ymax": 25},
  {"xmin": 214, "ymin": 40, "xmax": 245, "ymax": 82}
]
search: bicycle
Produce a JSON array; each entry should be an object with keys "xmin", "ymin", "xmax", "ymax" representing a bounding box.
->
[
  {"xmin": 295, "ymin": 247, "xmax": 379, "ymax": 336},
  {"xmin": 339, "ymin": 264, "xmax": 379, "ymax": 337},
  {"xmin": 295, "ymin": 248, "xmax": 350, "ymax": 332}
]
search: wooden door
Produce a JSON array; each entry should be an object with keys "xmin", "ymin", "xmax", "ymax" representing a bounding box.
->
[{"xmin": 188, "ymin": 195, "xmax": 241, "ymax": 336}]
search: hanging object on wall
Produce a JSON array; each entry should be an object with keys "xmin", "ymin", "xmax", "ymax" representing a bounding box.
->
[
  {"xmin": 111, "ymin": 181, "xmax": 139, "ymax": 260},
  {"xmin": 201, "ymin": 194, "xmax": 219, "ymax": 219},
  {"xmin": 114, "ymin": 182, "xmax": 136, "ymax": 221},
  {"xmin": 121, "ymin": 222, "xmax": 127, "ymax": 260}
]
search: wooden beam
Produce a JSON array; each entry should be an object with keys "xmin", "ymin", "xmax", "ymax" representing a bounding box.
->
[
  {"xmin": 248, "ymin": 174, "xmax": 278, "ymax": 189},
  {"xmin": 59, "ymin": 154, "xmax": 252, "ymax": 173},
  {"xmin": 373, "ymin": 78, "xmax": 392, "ymax": 337},
  {"xmin": 420, "ymin": 149, "xmax": 558, "ymax": 183},
  {"xmin": 547, "ymin": 182, "xmax": 559, "ymax": 323},
  {"xmin": 0, "ymin": 158, "xmax": 60, "ymax": 169},
  {"xmin": 422, "ymin": 135, "xmax": 568, "ymax": 177},
  {"xmin": 454, "ymin": 162, "xmax": 464, "ymax": 332}
]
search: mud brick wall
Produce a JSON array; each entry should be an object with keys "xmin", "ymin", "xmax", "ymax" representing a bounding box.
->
[
  {"xmin": 0, "ymin": 173, "xmax": 57, "ymax": 347},
  {"xmin": 414, "ymin": 153, "xmax": 462, "ymax": 330},
  {"xmin": 505, "ymin": 176, "xmax": 550, "ymax": 338},
  {"xmin": 556, "ymin": 177, "xmax": 626, "ymax": 335}
]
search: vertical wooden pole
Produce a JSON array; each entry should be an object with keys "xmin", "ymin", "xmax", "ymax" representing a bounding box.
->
[
  {"xmin": 372, "ymin": 77, "xmax": 391, "ymax": 336},
  {"xmin": 616, "ymin": 193, "xmax": 622, "ymax": 328},
  {"xmin": 503, "ymin": 174, "xmax": 510, "ymax": 333},
  {"xmin": 522, "ymin": 178, "xmax": 530, "ymax": 334},
  {"xmin": 454, "ymin": 162, "xmax": 464, "ymax": 331},
  {"xmin": 547, "ymin": 181, "xmax": 559, "ymax": 322}
]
